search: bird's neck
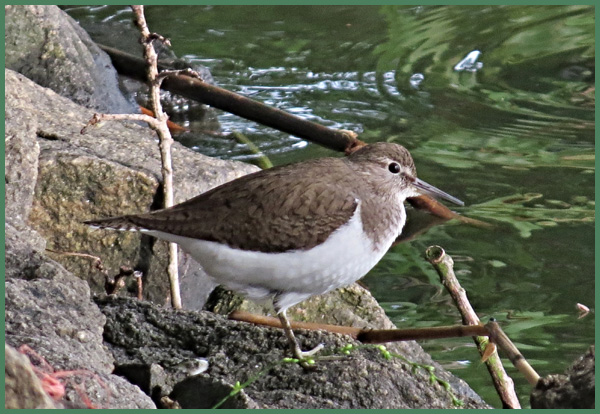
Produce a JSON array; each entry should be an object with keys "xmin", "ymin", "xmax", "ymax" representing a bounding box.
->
[{"xmin": 360, "ymin": 199, "xmax": 407, "ymax": 252}]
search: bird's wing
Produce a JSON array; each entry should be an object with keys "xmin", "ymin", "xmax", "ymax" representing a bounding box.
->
[{"xmin": 88, "ymin": 158, "xmax": 360, "ymax": 253}]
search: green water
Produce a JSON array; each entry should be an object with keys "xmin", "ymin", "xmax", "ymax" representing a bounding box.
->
[{"xmin": 65, "ymin": 5, "xmax": 594, "ymax": 408}]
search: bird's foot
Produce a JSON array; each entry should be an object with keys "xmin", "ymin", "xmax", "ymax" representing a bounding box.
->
[
  {"xmin": 277, "ymin": 310, "xmax": 324, "ymax": 369},
  {"xmin": 295, "ymin": 343, "xmax": 324, "ymax": 359},
  {"xmin": 291, "ymin": 343, "xmax": 324, "ymax": 369}
]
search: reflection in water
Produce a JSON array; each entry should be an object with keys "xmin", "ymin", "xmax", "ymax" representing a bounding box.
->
[
  {"xmin": 65, "ymin": 5, "xmax": 594, "ymax": 408},
  {"xmin": 409, "ymin": 73, "xmax": 425, "ymax": 89},
  {"xmin": 453, "ymin": 50, "xmax": 483, "ymax": 72}
]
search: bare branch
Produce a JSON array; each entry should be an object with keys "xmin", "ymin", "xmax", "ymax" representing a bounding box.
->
[
  {"xmin": 426, "ymin": 245, "xmax": 521, "ymax": 409},
  {"xmin": 45, "ymin": 249, "xmax": 105, "ymax": 273},
  {"xmin": 229, "ymin": 310, "xmax": 490, "ymax": 342},
  {"xmin": 131, "ymin": 4, "xmax": 181, "ymax": 308},
  {"xmin": 81, "ymin": 113, "xmax": 164, "ymax": 134}
]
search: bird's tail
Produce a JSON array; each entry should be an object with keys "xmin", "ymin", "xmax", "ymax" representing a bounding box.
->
[{"xmin": 84, "ymin": 216, "xmax": 145, "ymax": 232}]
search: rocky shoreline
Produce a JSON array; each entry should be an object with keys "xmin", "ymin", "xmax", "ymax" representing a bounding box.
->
[{"xmin": 4, "ymin": 5, "xmax": 592, "ymax": 409}]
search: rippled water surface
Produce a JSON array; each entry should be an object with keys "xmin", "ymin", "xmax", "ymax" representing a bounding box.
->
[{"xmin": 66, "ymin": 5, "xmax": 594, "ymax": 408}]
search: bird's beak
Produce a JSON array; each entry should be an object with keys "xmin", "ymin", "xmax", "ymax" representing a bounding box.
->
[{"xmin": 412, "ymin": 178, "xmax": 464, "ymax": 206}]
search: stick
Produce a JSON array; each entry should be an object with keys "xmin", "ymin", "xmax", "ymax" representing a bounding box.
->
[
  {"xmin": 131, "ymin": 5, "xmax": 181, "ymax": 309},
  {"xmin": 485, "ymin": 320, "xmax": 540, "ymax": 386},
  {"xmin": 407, "ymin": 195, "xmax": 492, "ymax": 228},
  {"xmin": 98, "ymin": 43, "xmax": 363, "ymax": 153},
  {"xmin": 230, "ymin": 131, "xmax": 273, "ymax": 169},
  {"xmin": 228, "ymin": 310, "xmax": 489, "ymax": 343},
  {"xmin": 426, "ymin": 246, "xmax": 521, "ymax": 409}
]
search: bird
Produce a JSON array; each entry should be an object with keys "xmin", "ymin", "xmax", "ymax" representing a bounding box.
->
[{"xmin": 85, "ymin": 142, "xmax": 463, "ymax": 363}]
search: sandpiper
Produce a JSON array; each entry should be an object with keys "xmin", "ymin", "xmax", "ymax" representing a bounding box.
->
[{"xmin": 86, "ymin": 142, "xmax": 463, "ymax": 363}]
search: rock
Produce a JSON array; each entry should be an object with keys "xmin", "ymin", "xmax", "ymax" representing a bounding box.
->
[
  {"xmin": 5, "ymin": 273, "xmax": 108, "ymax": 374},
  {"xmin": 170, "ymin": 376, "xmax": 260, "ymax": 409},
  {"xmin": 531, "ymin": 345, "xmax": 594, "ymax": 409},
  {"xmin": 5, "ymin": 68, "xmax": 259, "ymax": 308},
  {"xmin": 208, "ymin": 282, "xmax": 486, "ymax": 407},
  {"xmin": 4, "ymin": 101, "xmax": 48, "ymax": 251},
  {"xmin": 5, "ymin": 106, "xmax": 40, "ymax": 228},
  {"xmin": 5, "ymin": 227, "xmax": 156, "ymax": 409},
  {"xmin": 5, "ymin": 5, "xmax": 136, "ymax": 114},
  {"xmin": 5, "ymin": 344, "xmax": 58, "ymax": 409},
  {"xmin": 97, "ymin": 296, "xmax": 490, "ymax": 409},
  {"xmin": 5, "ymin": 222, "xmax": 68, "ymax": 283}
]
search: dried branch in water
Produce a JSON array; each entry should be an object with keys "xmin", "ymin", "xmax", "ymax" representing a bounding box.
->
[
  {"xmin": 407, "ymin": 195, "xmax": 492, "ymax": 227},
  {"xmin": 98, "ymin": 43, "xmax": 364, "ymax": 154},
  {"xmin": 425, "ymin": 245, "xmax": 521, "ymax": 409}
]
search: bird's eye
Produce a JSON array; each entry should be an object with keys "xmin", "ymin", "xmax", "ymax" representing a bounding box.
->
[{"xmin": 388, "ymin": 162, "xmax": 401, "ymax": 174}]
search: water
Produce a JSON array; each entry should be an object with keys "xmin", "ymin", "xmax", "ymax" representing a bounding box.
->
[{"xmin": 65, "ymin": 5, "xmax": 594, "ymax": 408}]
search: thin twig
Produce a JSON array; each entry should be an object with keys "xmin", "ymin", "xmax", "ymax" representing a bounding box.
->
[
  {"xmin": 131, "ymin": 5, "xmax": 181, "ymax": 309},
  {"xmin": 134, "ymin": 271, "xmax": 144, "ymax": 300},
  {"xmin": 79, "ymin": 10, "xmax": 185, "ymax": 308},
  {"xmin": 80, "ymin": 113, "xmax": 164, "ymax": 134},
  {"xmin": 156, "ymin": 67, "xmax": 201, "ymax": 84},
  {"xmin": 229, "ymin": 310, "xmax": 490, "ymax": 342},
  {"xmin": 425, "ymin": 245, "xmax": 521, "ymax": 409},
  {"xmin": 45, "ymin": 249, "xmax": 105, "ymax": 273}
]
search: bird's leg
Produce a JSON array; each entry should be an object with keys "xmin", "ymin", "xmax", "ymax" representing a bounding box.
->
[{"xmin": 277, "ymin": 310, "xmax": 324, "ymax": 365}]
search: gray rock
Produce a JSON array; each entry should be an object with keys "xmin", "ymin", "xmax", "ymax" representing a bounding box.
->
[
  {"xmin": 5, "ymin": 68, "xmax": 259, "ymax": 308},
  {"xmin": 531, "ymin": 345, "xmax": 594, "ymax": 409},
  {"xmin": 5, "ymin": 231, "xmax": 155, "ymax": 409},
  {"xmin": 207, "ymin": 282, "xmax": 488, "ymax": 407},
  {"xmin": 5, "ymin": 275, "xmax": 105, "ymax": 373},
  {"xmin": 5, "ymin": 222, "xmax": 68, "ymax": 283},
  {"xmin": 5, "ymin": 5, "xmax": 136, "ymax": 114},
  {"xmin": 97, "ymin": 296, "xmax": 490, "ymax": 409},
  {"xmin": 5, "ymin": 106, "xmax": 40, "ymax": 228}
]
